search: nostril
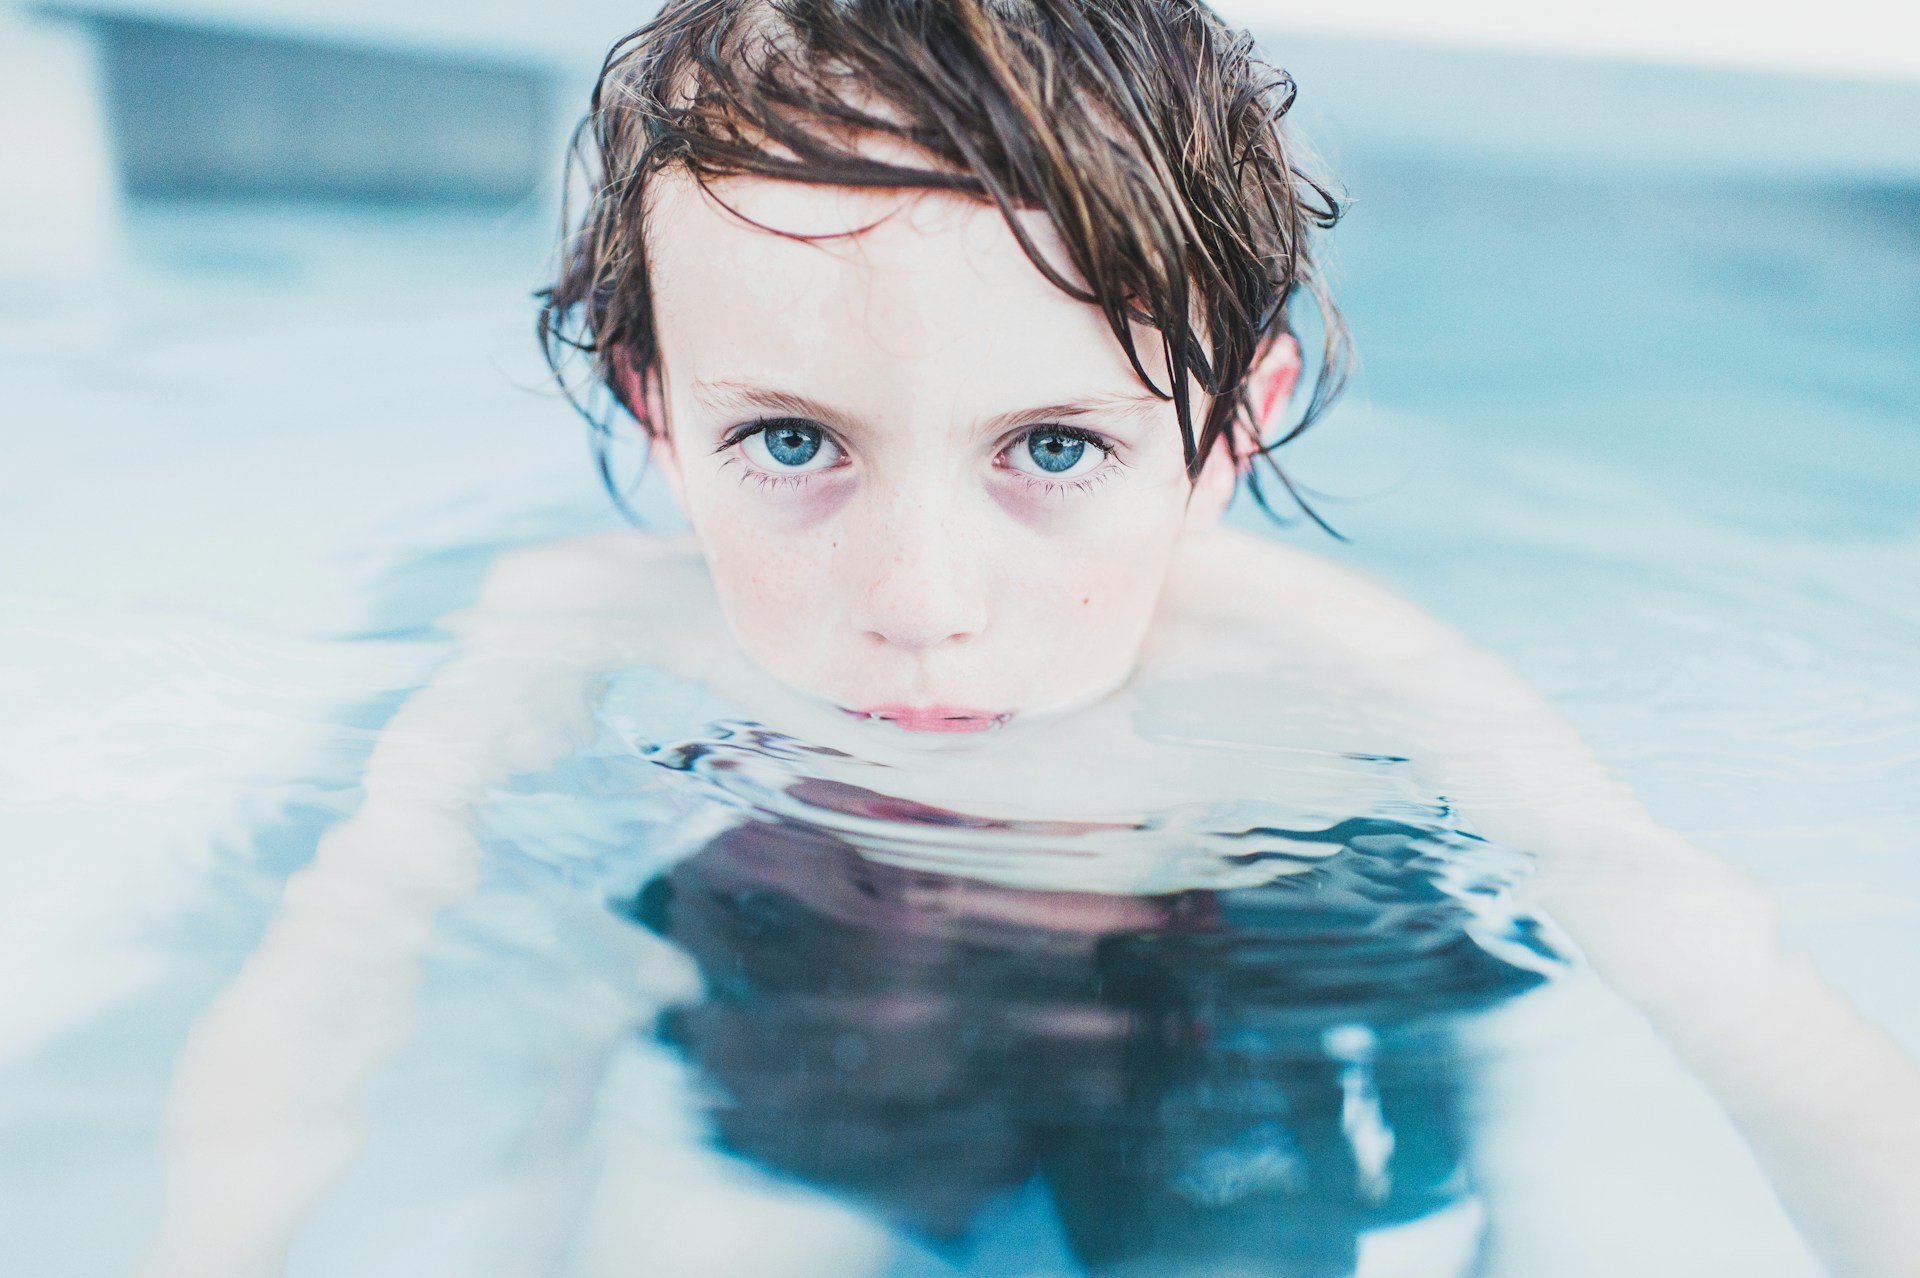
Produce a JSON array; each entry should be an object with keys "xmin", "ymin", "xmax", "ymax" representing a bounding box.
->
[{"xmin": 860, "ymin": 625, "xmax": 978, "ymax": 651}]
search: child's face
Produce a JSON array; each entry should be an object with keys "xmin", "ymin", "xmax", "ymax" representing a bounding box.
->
[{"xmin": 637, "ymin": 175, "xmax": 1293, "ymax": 733}]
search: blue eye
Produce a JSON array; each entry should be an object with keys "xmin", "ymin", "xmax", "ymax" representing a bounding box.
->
[
  {"xmin": 1026, "ymin": 430, "xmax": 1086, "ymax": 474},
  {"xmin": 738, "ymin": 418, "xmax": 840, "ymax": 475},
  {"xmin": 761, "ymin": 421, "xmax": 822, "ymax": 467}
]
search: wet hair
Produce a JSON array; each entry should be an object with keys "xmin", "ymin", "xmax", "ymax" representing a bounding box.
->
[{"xmin": 538, "ymin": 0, "xmax": 1350, "ymax": 529}]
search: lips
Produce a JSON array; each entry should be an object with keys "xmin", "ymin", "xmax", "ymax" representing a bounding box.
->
[{"xmin": 845, "ymin": 703, "xmax": 1012, "ymax": 733}]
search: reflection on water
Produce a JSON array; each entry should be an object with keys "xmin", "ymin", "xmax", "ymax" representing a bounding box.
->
[{"xmin": 612, "ymin": 722, "xmax": 1563, "ymax": 1275}]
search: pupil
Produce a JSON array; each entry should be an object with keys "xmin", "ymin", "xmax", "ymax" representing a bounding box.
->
[
  {"xmin": 1029, "ymin": 432, "xmax": 1085, "ymax": 474},
  {"xmin": 763, "ymin": 423, "xmax": 821, "ymax": 467}
]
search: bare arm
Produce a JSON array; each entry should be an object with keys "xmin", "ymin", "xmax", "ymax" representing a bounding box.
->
[
  {"xmin": 142, "ymin": 534, "xmax": 699, "ymax": 1278},
  {"xmin": 1182, "ymin": 528, "xmax": 1920, "ymax": 1278}
]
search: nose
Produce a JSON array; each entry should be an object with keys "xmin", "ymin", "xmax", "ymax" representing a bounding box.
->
[{"xmin": 848, "ymin": 490, "xmax": 988, "ymax": 651}]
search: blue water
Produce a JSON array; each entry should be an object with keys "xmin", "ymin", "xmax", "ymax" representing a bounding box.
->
[
  {"xmin": 483, "ymin": 688, "xmax": 1554, "ymax": 1275},
  {"xmin": 1, "ymin": 122, "xmax": 1916, "ymax": 1278}
]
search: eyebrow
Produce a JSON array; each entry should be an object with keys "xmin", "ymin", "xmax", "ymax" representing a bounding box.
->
[
  {"xmin": 691, "ymin": 382, "xmax": 861, "ymax": 435},
  {"xmin": 689, "ymin": 378, "xmax": 1169, "ymax": 440}
]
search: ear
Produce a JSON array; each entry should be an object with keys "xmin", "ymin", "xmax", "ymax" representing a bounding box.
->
[
  {"xmin": 1185, "ymin": 428, "xmax": 1238, "ymax": 530},
  {"xmin": 1246, "ymin": 333, "xmax": 1303, "ymax": 447},
  {"xmin": 1183, "ymin": 334, "xmax": 1303, "ymax": 532},
  {"xmin": 613, "ymin": 350, "xmax": 689, "ymax": 516}
]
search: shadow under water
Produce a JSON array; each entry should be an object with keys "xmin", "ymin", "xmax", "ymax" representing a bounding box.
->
[{"xmin": 620, "ymin": 769, "xmax": 1560, "ymax": 1277}]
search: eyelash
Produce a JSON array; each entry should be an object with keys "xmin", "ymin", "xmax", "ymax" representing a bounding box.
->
[
  {"xmin": 716, "ymin": 417, "xmax": 844, "ymax": 493},
  {"xmin": 718, "ymin": 419, "xmax": 1122, "ymax": 496},
  {"xmin": 724, "ymin": 467, "xmax": 803, "ymax": 493},
  {"xmin": 998, "ymin": 426, "xmax": 1120, "ymax": 498}
]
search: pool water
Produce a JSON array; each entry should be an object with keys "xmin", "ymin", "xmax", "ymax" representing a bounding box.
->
[{"xmin": 1, "ymin": 131, "xmax": 1916, "ymax": 1275}]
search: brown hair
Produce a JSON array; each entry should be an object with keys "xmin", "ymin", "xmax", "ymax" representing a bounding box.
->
[{"xmin": 538, "ymin": 0, "xmax": 1349, "ymax": 528}]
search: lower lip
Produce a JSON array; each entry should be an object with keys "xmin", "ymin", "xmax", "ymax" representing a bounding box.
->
[{"xmin": 845, "ymin": 705, "xmax": 1011, "ymax": 734}]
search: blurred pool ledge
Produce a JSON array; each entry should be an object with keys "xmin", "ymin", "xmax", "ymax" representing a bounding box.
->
[
  {"xmin": 1262, "ymin": 29, "xmax": 1920, "ymax": 186},
  {"xmin": 1, "ymin": 0, "xmax": 1916, "ymax": 295}
]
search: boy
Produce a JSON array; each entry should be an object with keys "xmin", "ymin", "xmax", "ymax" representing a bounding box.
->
[{"xmin": 147, "ymin": 3, "xmax": 1920, "ymax": 1275}]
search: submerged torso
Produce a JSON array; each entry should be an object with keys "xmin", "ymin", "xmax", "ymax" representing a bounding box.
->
[{"xmin": 624, "ymin": 804, "xmax": 1555, "ymax": 1276}]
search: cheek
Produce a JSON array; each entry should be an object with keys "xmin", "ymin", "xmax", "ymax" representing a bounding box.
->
[
  {"xmin": 1061, "ymin": 531, "xmax": 1178, "ymax": 625},
  {"xmin": 679, "ymin": 475, "xmax": 854, "ymax": 653},
  {"xmin": 1010, "ymin": 487, "xmax": 1190, "ymax": 654}
]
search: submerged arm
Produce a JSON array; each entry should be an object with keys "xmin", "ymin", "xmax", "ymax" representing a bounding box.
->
[
  {"xmin": 142, "ymin": 534, "xmax": 698, "ymax": 1278},
  {"xmin": 1188, "ymin": 528, "xmax": 1920, "ymax": 1278}
]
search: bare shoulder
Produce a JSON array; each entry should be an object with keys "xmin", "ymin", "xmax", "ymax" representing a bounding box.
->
[
  {"xmin": 1169, "ymin": 527, "xmax": 1474, "ymax": 667},
  {"xmin": 1162, "ymin": 527, "xmax": 1577, "ymax": 760},
  {"xmin": 1173, "ymin": 530, "xmax": 1664, "ymax": 849},
  {"xmin": 427, "ymin": 531, "xmax": 727, "ymax": 674},
  {"xmin": 473, "ymin": 531, "xmax": 711, "ymax": 619}
]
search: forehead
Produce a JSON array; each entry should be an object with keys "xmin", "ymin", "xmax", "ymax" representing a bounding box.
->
[{"xmin": 643, "ymin": 173, "xmax": 1166, "ymax": 412}]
